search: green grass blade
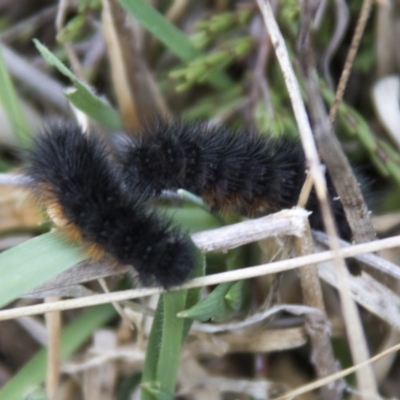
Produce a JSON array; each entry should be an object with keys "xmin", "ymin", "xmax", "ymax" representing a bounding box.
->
[
  {"xmin": 0, "ymin": 232, "xmax": 86, "ymax": 308},
  {"xmin": 156, "ymin": 290, "xmax": 187, "ymax": 396},
  {"xmin": 118, "ymin": 0, "xmax": 231, "ymax": 90},
  {"xmin": 141, "ymin": 249, "xmax": 204, "ymax": 400},
  {"xmin": 0, "ymin": 304, "xmax": 116, "ymax": 400},
  {"xmin": 0, "ymin": 45, "xmax": 31, "ymax": 145},
  {"xmin": 141, "ymin": 291, "xmax": 188, "ymax": 400},
  {"xmin": 182, "ymin": 250, "xmax": 206, "ymax": 338},
  {"xmin": 118, "ymin": 0, "xmax": 196, "ymax": 62},
  {"xmin": 141, "ymin": 296, "xmax": 164, "ymax": 400},
  {"xmin": 65, "ymin": 85, "xmax": 122, "ymax": 130},
  {"xmin": 178, "ymin": 282, "xmax": 235, "ymax": 322},
  {"xmin": 33, "ymin": 39, "xmax": 122, "ymax": 130}
]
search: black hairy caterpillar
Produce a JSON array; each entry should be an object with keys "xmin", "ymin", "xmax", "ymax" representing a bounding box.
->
[
  {"xmin": 24, "ymin": 123, "xmax": 195, "ymax": 288},
  {"xmin": 119, "ymin": 119, "xmax": 351, "ymax": 239}
]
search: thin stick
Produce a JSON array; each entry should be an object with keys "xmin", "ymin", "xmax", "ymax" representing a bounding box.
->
[
  {"xmin": 275, "ymin": 341, "xmax": 400, "ymax": 400},
  {"xmin": 45, "ymin": 297, "xmax": 61, "ymax": 400},
  {"xmin": 329, "ymin": 0, "xmax": 374, "ymax": 123},
  {"xmin": 294, "ymin": 223, "xmax": 343, "ymax": 398},
  {"xmin": 256, "ymin": 0, "xmax": 376, "ymax": 393},
  {"xmin": 98, "ymin": 278, "xmax": 134, "ymax": 330},
  {"xmin": 1, "ymin": 234, "xmax": 400, "ymax": 321}
]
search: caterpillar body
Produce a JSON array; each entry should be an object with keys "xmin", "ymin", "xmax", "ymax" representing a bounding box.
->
[
  {"xmin": 24, "ymin": 123, "xmax": 195, "ymax": 288},
  {"xmin": 25, "ymin": 120, "xmax": 351, "ymax": 288},
  {"xmin": 119, "ymin": 120, "xmax": 350, "ymax": 239}
]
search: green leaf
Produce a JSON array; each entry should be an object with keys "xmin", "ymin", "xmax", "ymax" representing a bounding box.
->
[
  {"xmin": 0, "ymin": 45, "xmax": 31, "ymax": 145},
  {"xmin": 141, "ymin": 290, "xmax": 188, "ymax": 400},
  {"xmin": 156, "ymin": 290, "xmax": 187, "ymax": 396},
  {"xmin": 118, "ymin": 0, "xmax": 231, "ymax": 90},
  {"xmin": 141, "ymin": 249, "xmax": 203, "ymax": 400},
  {"xmin": 141, "ymin": 297, "xmax": 164, "ymax": 400},
  {"xmin": 163, "ymin": 207, "xmax": 221, "ymax": 234},
  {"xmin": 177, "ymin": 189, "xmax": 211, "ymax": 211},
  {"xmin": 33, "ymin": 39, "xmax": 122, "ymax": 130},
  {"xmin": 33, "ymin": 39, "xmax": 77, "ymax": 82},
  {"xmin": 0, "ymin": 304, "xmax": 116, "ymax": 400},
  {"xmin": 64, "ymin": 86, "xmax": 122, "ymax": 130},
  {"xmin": 182, "ymin": 249, "xmax": 206, "ymax": 338},
  {"xmin": 118, "ymin": 0, "xmax": 197, "ymax": 62},
  {"xmin": 141, "ymin": 383, "xmax": 172, "ymax": 400},
  {"xmin": 56, "ymin": 15, "xmax": 86, "ymax": 44},
  {"xmin": 224, "ymin": 280, "xmax": 244, "ymax": 312},
  {"xmin": 0, "ymin": 232, "xmax": 86, "ymax": 308},
  {"xmin": 178, "ymin": 281, "xmax": 237, "ymax": 322}
]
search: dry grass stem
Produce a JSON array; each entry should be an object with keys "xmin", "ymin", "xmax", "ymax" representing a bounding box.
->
[
  {"xmin": 294, "ymin": 223, "xmax": 342, "ymax": 398},
  {"xmin": 329, "ymin": 0, "xmax": 374, "ymax": 123},
  {"xmin": 102, "ymin": 0, "xmax": 170, "ymax": 131},
  {"xmin": 2, "ymin": 234, "xmax": 400, "ymax": 320},
  {"xmin": 191, "ymin": 304, "xmax": 322, "ymax": 333},
  {"xmin": 191, "ymin": 208, "xmax": 309, "ymax": 252},
  {"xmin": 24, "ymin": 285, "xmax": 99, "ymax": 299},
  {"xmin": 319, "ymin": 262, "xmax": 400, "ymax": 331},
  {"xmin": 188, "ymin": 327, "xmax": 307, "ymax": 355},
  {"xmin": 274, "ymin": 341, "xmax": 400, "ymax": 400},
  {"xmin": 258, "ymin": 0, "xmax": 376, "ymax": 393},
  {"xmin": 298, "ymin": 2, "xmax": 378, "ymax": 392},
  {"xmin": 27, "ymin": 208, "xmax": 309, "ymax": 295},
  {"xmin": 98, "ymin": 278, "xmax": 135, "ymax": 330},
  {"xmin": 321, "ymin": 0, "xmax": 349, "ymax": 88},
  {"xmin": 314, "ymin": 230, "xmax": 400, "ymax": 280},
  {"xmin": 45, "ymin": 297, "xmax": 61, "ymax": 400}
]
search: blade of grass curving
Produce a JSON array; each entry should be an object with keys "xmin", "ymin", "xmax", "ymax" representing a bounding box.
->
[
  {"xmin": 0, "ymin": 45, "xmax": 31, "ymax": 145},
  {"xmin": 0, "ymin": 304, "xmax": 115, "ymax": 400},
  {"xmin": 181, "ymin": 250, "xmax": 205, "ymax": 338},
  {"xmin": 178, "ymin": 281, "xmax": 236, "ymax": 322},
  {"xmin": 156, "ymin": 289, "xmax": 187, "ymax": 397},
  {"xmin": 0, "ymin": 232, "xmax": 86, "ymax": 308},
  {"xmin": 141, "ymin": 296, "xmax": 164, "ymax": 400},
  {"xmin": 118, "ymin": 0, "xmax": 231, "ymax": 90},
  {"xmin": 64, "ymin": 86, "xmax": 122, "ymax": 130},
  {"xmin": 141, "ymin": 250, "xmax": 204, "ymax": 400},
  {"xmin": 119, "ymin": 0, "xmax": 196, "ymax": 61},
  {"xmin": 164, "ymin": 207, "xmax": 221, "ymax": 234},
  {"xmin": 33, "ymin": 39, "xmax": 122, "ymax": 130}
]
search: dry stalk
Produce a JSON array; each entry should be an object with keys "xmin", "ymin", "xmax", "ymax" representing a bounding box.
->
[
  {"xmin": 257, "ymin": 0, "xmax": 377, "ymax": 394},
  {"xmin": 321, "ymin": 0, "xmax": 349, "ymax": 89},
  {"xmin": 98, "ymin": 278, "xmax": 135, "ymax": 330},
  {"xmin": 55, "ymin": 0, "xmax": 86, "ymax": 80},
  {"xmin": 298, "ymin": 0, "xmax": 378, "ymax": 393},
  {"xmin": 102, "ymin": 0, "xmax": 170, "ymax": 131},
  {"xmin": 329, "ymin": 0, "xmax": 374, "ymax": 123},
  {"xmin": 191, "ymin": 304, "xmax": 322, "ymax": 333},
  {"xmin": 45, "ymin": 297, "xmax": 61, "ymax": 400},
  {"xmin": 2, "ymin": 234, "xmax": 400, "ymax": 320},
  {"xmin": 27, "ymin": 208, "xmax": 309, "ymax": 295},
  {"xmin": 294, "ymin": 223, "xmax": 343, "ymax": 399},
  {"xmin": 314, "ymin": 230, "xmax": 400, "ymax": 280},
  {"xmin": 274, "ymin": 342, "xmax": 400, "ymax": 400}
]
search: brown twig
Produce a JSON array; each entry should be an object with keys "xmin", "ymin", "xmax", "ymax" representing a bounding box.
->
[
  {"xmin": 2, "ymin": 234, "xmax": 400, "ymax": 320},
  {"xmin": 329, "ymin": 0, "xmax": 374, "ymax": 124},
  {"xmin": 321, "ymin": 0, "xmax": 350, "ymax": 89},
  {"xmin": 294, "ymin": 223, "xmax": 343, "ymax": 399},
  {"xmin": 45, "ymin": 297, "xmax": 61, "ymax": 400},
  {"xmin": 297, "ymin": 0, "xmax": 377, "ymax": 394}
]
